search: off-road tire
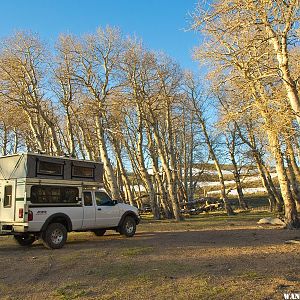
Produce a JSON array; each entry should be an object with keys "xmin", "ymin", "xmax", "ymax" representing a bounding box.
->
[
  {"xmin": 93, "ymin": 229, "xmax": 106, "ymax": 236},
  {"xmin": 14, "ymin": 234, "xmax": 35, "ymax": 246},
  {"xmin": 119, "ymin": 216, "xmax": 136, "ymax": 237},
  {"xmin": 41, "ymin": 223, "xmax": 67, "ymax": 249}
]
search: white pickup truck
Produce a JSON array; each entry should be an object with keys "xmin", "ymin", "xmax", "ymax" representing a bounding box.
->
[{"xmin": 0, "ymin": 153, "xmax": 140, "ymax": 249}]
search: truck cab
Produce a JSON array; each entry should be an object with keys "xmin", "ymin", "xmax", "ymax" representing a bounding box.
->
[{"xmin": 81, "ymin": 188, "xmax": 140, "ymax": 236}]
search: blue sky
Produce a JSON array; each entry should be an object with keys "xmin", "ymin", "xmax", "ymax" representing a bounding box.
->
[{"xmin": 0, "ymin": 0, "xmax": 201, "ymax": 72}]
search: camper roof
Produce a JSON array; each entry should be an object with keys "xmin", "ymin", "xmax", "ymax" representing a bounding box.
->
[
  {"xmin": 0, "ymin": 153, "xmax": 103, "ymax": 182},
  {"xmin": 0, "ymin": 152, "xmax": 100, "ymax": 163}
]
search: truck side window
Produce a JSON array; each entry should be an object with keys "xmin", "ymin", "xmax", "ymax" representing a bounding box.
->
[
  {"xmin": 4, "ymin": 185, "xmax": 12, "ymax": 207},
  {"xmin": 95, "ymin": 192, "xmax": 113, "ymax": 206},
  {"xmin": 83, "ymin": 192, "xmax": 93, "ymax": 206}
]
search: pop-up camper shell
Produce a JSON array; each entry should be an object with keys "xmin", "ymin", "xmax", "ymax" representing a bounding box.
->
[{"xmin": 0, "ymin": 153, "xmax": 103, "ymax": 234}]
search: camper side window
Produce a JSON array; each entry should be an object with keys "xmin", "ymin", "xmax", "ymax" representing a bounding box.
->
[
  {"xmin": 72, "ymin": 165, "xmax": 94, "ymax": 178},
  {"xmin": 4, "ymin": 185, "xmax": 12, "ymax": 207},
  {"xmin": 37, "ymin": 161, "xmax": 63, "ymax": 176},
  {"xmin": 30, "ymin": 186, "xmax": 79, "ymax": 204}
]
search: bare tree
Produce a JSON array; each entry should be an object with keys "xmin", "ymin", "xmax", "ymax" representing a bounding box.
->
[
  {"xmin": 184, "ymin": 75, "xmax": 234, "ymax": 215},
  {"xmin": 64, "ymin": 27, "xmax": 123, "ymax": 199},
  {"xmin": 192, "ymin": 2, "xmax": 300, "ymax": 227},
  {"xmin": 0, "ymin": 32, "xmax": 63, "ymax": 154}
]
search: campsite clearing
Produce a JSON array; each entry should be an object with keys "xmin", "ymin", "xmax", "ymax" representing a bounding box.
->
[{"xmin": 0, "ymin": 211, "xmax": 299, "ymax": 300}]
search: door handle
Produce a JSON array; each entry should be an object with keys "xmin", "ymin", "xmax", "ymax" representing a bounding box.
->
[{"xmin": 97, "ymin": 208, "xmax": 102, "ymax": 211}]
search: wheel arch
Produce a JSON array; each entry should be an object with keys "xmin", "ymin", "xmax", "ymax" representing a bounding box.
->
[
  {"xmin": 41, "ymin": 213, "xmax": 72, "ymax": 232},
  {"xmin": 118, "ymin": 211, "xmax": 139, "ymax": 227}
]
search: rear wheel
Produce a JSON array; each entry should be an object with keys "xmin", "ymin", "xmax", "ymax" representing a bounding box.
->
[
  {"xmin": 42, "ymin": 223, "xmax": 67, "ymax": 249},
  {"xmin": 93, "ymin": 229, "xmax": 106, "ymax": 236},
  {"xmin": 120, "ymin": 216, "xmax": 136, "ymax": 237},
  {"xmin": 14, "ymin": 234, "xmax": 35, "ymax": 246}
]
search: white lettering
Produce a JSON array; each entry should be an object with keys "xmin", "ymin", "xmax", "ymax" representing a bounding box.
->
[{"xmin": 284, "ymin": 293, "xmax": 300, "ymax": 300}]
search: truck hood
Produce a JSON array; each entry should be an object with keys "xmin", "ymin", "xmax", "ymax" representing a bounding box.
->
[{"xmin": 117, "ymin": 203, "xmax": 139, "ymax": 215}]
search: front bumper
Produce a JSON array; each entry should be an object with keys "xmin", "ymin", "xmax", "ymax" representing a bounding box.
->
[{"xmin": 136, "ymin": 215, "xmax": 141, "ymax": 225}]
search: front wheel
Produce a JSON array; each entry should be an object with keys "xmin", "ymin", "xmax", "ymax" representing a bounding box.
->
[
  {"xmin": 119, "ymin": 216, "xmax": 136, "ymax": 237},
  {"xmin": 14, "ymin": 234, "xmax": 35, "ymax": 246},
  {"xmin": 41, "ymin": 223, "xmax": 67, "ymax": 249}
]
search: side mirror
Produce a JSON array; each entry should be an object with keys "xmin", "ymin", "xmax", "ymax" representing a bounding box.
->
[{"xmin": 112, "ymin": 200, "xmax": 118, "ymax": 205}]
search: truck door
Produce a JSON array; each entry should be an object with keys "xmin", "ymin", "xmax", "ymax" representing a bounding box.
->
[
  {"xmin": 82, "ymin": 191, "xmax": 96, "ymax": 229},
  {"xmin": 94, "ymin": 191, "xmax": 120, "ymax": 228},
  {"xmin": 0, "ymin": 180, "xmax": 16, "ymax": 222}
]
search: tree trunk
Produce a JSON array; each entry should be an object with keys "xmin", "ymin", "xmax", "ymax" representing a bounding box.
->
[
  {"xmin": 13, "ymin": 128, "xmax": 18, "ymax": 154},
  {"xmin": 95, "ymin": 116, "xmax": 120, "ymax": 200},
  {"xmin": 78, "ymin": 125, "xmax": 93, "ymax": 160},
  {"xmin": 263, "ymin": 164, "xmax": 284, "ymax": 212},
  {"xmin": 25, "ymin": 111, "xmax": 45, "ymax": 152},
  {"xmin": 229, "ymin": 146, "xmax": 248, "ymax": 210},
  {"xmin": 1, "ymin": 124, "xmax": 8, "ymax": 156},
  {"xmin": 165, "ymin": 98, "xmax": 182, "ymax": 218},
  {"xmin": 269, "ymin": 132, "xmax": 299, "ymax": 228},
  {"xmin": 154, "ymin": 169, "xmax": 173, "ymax": 219},
  {"xmin": 147, "ymin": 130, "xmax": 173, "ymax": 219},
  {"xmin": 38, "ymin": 109, "xmax": 62, "ymax": 155},
  {"xmin": 264, "ymin": 21, "xmax": 300, "ymax": 125},
  {"xmin": 236, "ymin": 122, "xmax": 280, "ymax": 211},
  {"xmin": 198, "ymin": 117, "xmax": 234, "ymax": 215},
  {"xmin": 286, "ymin": 151, "xmax": 300, "ymax": 211},
  {"xmin": 150, "ymin": 126, "xmax": 181, "ymax": 221},
  {"xmin": 66, "ymin": 107, "xmax": 76, "ymax": 157},
  {"xmin": 113, "ymin": 140, "xmax": 136, "ymax": 206},
  {"xmin": 75, "ymin": 129, "xmax": 86, "ymax": 160},
  {"xmin": 235, "ymin": 176, "xmax": 248, "ymax": 210},
  {"xmin": 136, "ymin": 115, "xmax": 160, "ymax": 219},
  {"xmin": 286, "ymin": 136, "xmax": 300, "ymax": 180}
]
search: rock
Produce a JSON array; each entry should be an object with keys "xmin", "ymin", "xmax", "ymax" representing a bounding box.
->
[
  {"xmin": 257, "ymin": 217, "xmax": 285, "ymax": 226},
  {"xmin": 257, "ymin": 217, "xmax": 272, "ymax": 224},
  {"xmin": 270, "ymin": 218, "xmax": 285, "ymax": 225},
  {"xmin": 285, "ymin": 240, "xmax": 300, "ymax": 244}
]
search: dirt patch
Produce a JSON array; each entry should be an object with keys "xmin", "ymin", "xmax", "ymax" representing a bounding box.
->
[{"xmin": 0, "ymin": 213, "xmax": 299, "ymax": 299}]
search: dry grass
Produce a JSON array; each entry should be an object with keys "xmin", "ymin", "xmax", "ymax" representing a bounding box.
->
[{"xmin": 0, "ymin": 211, "xmax": 299, "ymax": 299}]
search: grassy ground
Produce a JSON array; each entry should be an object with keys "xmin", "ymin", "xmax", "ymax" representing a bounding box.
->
[
  {"xmin": 229, "ymin": 195, "xmax": 270, "ymax": 210},
  {"xmin": 0, "ymin": 211, "xmax": 299, "ymax": 300}
]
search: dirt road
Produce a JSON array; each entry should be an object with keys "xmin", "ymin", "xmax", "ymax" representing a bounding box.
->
[{"xmin": 0, "ymin": 216, "xmax": 299, "ymax": 299}]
